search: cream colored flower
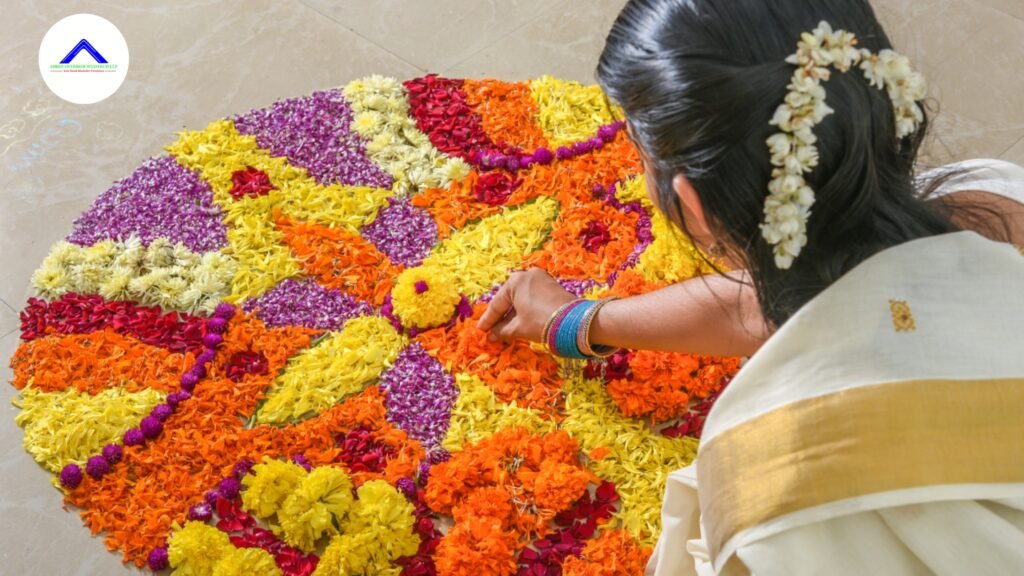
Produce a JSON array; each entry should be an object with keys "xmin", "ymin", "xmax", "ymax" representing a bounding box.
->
[{"xmin": 763, "ymin": 21, "xmax": 926, "ymax": 269}]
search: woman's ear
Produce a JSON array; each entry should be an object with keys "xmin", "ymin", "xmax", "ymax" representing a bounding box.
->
[{"xmin": 674, "ymin": 173, "xmax": 711, "ymax": 236}]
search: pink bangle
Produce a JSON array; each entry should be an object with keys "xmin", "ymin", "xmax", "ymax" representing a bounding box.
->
[{"xmin": 544, "ymin": 300, "xmax": 582, "ymax": 354}]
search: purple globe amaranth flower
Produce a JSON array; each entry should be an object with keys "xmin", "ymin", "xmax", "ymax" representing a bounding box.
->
[
  {"xmin": 147, "ymin": 547, "xmax": 169, "ymax": 571},
  {"xmin": 123, "ymin": 428, "xmax": 145, "ymax": 446},
  {"xmin": 233, "ymin": 458, "xmax": 255, "ymax": 479},
  {"xmin": 428, "ymin": 448, "xmax": 451, "ymax": 465},
  {"xmin": 417, "ymin": 462, "xmax": 432, "ymax": 485},
  {"xmin": 378, "ymin": 344, "xmax": 458, "ymax": 448},
  {"xmin": 291, "ymin": 454, "xmax": 312, "ymax": 472},
  {"xmin": 598, "ymin": 124, "xmax": 619, "ymax": 142},
  {"xmin": 533, "ymin": 147, "xmax": 554, "ymax": 164},
  {"xmin": 455, "ymin": 295, "xmax": 473, "ymax": 320},
  {"xmin": 188, "ymin": 502, "xmax": 212, "ymax": 522},
  {"xmin": 86, "ymin": 455, "xmax": 110, "ymax": 479},
  {"xmin": 60, "ymin": 464, "xmax": 83, "ymax": 489},
  {"xmin": 102, "ymin": 444, "xmax": 124, "ymax": 465},
  {"xmin": 414, "ymin": 280, "xmax": 429, "ymax": 294},
  {"xmin": 140, "ymin": 416, "xmax": 163, "ymax": 439},
  {"xmin": 207, "ymin": 316, "xmax": 228, "ymax": 334},
  {"xmin": 218, "ymin": 477, "xmax": 242, "ymax": 500},
  {"xmin": 204, "ymin": 489, "xmax": 223, "ymax": 507},
  {"xmin": 395, "ymin": 477, "xmax": 417, "ymax": 499},
  {"xmin": 213, "ymin": 303, "xmax": 236, "ymax": 319},
  {"xmin": 556, "ymin": 146, "xmax": 573, "ymax": 160},
  {"xmin": 180, "ymin": 373, "xmax": 199, "ymax": 391},
  {"xmin": 588, "ymin": 136, "xmax": 604, "ymax": 148},
  {"xmin": 166, "ymin": 390, "xmax": 191, "ymax": 407},
  {"xmin": 151, "ymin": 404, "xmax": 174, "ymax": 422},
  {"xmin": 190, "ymin": 363, "xmax": 207, "ymax": 380},
  {"xmin": 506, "ymin": 157, "xmax": 520, "ymax": 171},
  {"xmin": 201, "ymin": 333, "xmax": 223, "ymax": 348}
]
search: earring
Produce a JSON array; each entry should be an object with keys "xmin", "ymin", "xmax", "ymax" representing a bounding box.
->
[{"xmin": 708, "ymin": 242, "xmax": 726, "ymax": 259}]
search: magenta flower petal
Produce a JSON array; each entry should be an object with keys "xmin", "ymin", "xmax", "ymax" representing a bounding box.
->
[
  {"xmin": 102, "ymin": 444, "xmax": 124, "ymax": 465},
  {"xmin": 59, "ymin": 464, "xmax": 83, "ymax": 489},
  {"xmin": 140, "ymin": 416, "xmax": 163, "ymax": 439},
  {"xmin": 123, "ymin": 428, "xmax": 145, "ymax": 446},
  {"xmin": 86, "ymin": 455, "xmax": 110, "ymax": 479},
  {"xmin": 147, "ymin": 547, "xmax": 169, "ymax": 571}
]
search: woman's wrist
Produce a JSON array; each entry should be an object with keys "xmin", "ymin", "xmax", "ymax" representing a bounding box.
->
[
  {"xmin": 542, "ymin": 297, "xmax": 621, "ymax": 359},
  {"xmin": 587, "ymin": 297, "xmax": 627, "ymax": 350}
]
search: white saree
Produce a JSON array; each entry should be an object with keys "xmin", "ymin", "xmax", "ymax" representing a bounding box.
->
[{"xmin": 647, "ymin": 160, "xmax": 1024, "ymax": 576}]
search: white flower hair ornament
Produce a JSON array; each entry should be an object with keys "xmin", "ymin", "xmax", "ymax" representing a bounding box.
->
[{"xmin": 762, "ymin": 21, "xmax": 928, "ymax": 269}]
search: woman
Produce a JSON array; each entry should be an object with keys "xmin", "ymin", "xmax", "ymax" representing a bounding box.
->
[{"xmin": 479, "ymin": 0, "xmax": 1024, "ymax": 574}]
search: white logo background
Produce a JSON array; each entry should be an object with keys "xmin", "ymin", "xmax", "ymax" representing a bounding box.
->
[{"xmin": 38, "ymin": 14, "xmax": 130, "ymax": 104}]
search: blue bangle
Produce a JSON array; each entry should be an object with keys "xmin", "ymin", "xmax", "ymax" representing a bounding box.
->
[{"xmin": 554, "ymin": 299, "xmax": 594, "ymax": 359}]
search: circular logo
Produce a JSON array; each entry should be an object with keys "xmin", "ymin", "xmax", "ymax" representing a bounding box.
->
[{"xmin": 38, "ymin": 14, "xmax": 130, "ymax": 104}]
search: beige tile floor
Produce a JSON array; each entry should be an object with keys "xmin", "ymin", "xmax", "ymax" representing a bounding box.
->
[{"xmin": 0, "ymin": 0, "xmax": 1022, "ymax": 573}]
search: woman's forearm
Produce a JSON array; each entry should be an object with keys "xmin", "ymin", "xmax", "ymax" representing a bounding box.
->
[{"xmin": 589, "ymin": 271, "xmax": 769, "ymax": 357}]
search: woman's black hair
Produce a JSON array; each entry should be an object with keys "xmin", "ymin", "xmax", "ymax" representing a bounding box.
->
[{"xmin": 597, "ymin": 0, "xmax": 974, "ymax": 329}]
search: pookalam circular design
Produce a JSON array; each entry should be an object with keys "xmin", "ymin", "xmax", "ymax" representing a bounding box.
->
[{"xmin": 9, "ymin": 74, "xmax": 740, "ymax": 575}]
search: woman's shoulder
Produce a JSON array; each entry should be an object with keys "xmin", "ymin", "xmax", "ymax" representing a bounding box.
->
[
  {"xmin": 919, "ymin": 158, "xmax": 1024, "ymax": 201},
  {"xmin": 920, "ymin": 159, "xmax": 1024, "ymax": 245}
]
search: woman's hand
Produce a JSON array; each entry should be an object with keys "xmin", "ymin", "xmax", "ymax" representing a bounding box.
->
[{"xmin": 477, "ymin": 268, "xmax": 576, "ymax": 343}]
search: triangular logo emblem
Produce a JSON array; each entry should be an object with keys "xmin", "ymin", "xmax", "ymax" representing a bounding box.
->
[{"xmin": 59, "ymin": 39, "xmax": 108, "ymax": 64}]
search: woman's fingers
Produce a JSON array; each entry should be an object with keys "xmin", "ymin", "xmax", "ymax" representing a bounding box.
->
[
  {"xmin": 477, "ymin": 276, "xmax": 517, "ymax": 331},
  {"xmin": 488, "ymin": 310, "xmax": 520, "ymax": 342}
]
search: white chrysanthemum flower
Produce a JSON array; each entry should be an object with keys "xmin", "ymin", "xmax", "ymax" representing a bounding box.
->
[
  {"xmin": 365, "ymin": 133, "xmax": 391, "ymax": 155},
  {"xmin": 31, "ymin": 265, "xmax": 71, "ymax": 297},
  {"xmin": 46, "ymin": 241, "xmax": 83, "ymax": 268},
  {"xmin": 98, "ymin": 269, "xmax": 133, "ymax": 301},
  {"xmin": 362, "ymin": 74, "xmax": 399, "ymax": 93},
  {"xmin": 353, "ymin": 112, "xmax": 383, "ymax": 136},
  {"xmin": 406, "ymin": 167, "xmax": 432, "ymax": 191},
  {"xmin": 384, "ymin": 96, "xmax": 409, "ymax": 114},
  {"xmin": 401, "ymin": 125, "xmax": 426, "ymax": 145},
  {"xmin": 443, "ymin": 159, "xmax": 471, "ymax": 184},
  {"xmin": 146, "ymin": 238, "xmax": 176, "ymax": 268},
  {"xmin": 364, "ymin": 94, "xmax": 389, "ymax": 112}
]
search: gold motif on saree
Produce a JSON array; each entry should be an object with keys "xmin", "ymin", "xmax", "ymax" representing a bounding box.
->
[{"xmin": 888, "ymin": 299, "xmax": 916, "ymax": 332}]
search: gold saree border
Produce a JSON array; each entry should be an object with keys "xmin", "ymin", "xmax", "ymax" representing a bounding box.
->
[{"xmin": 697, "ymin": 378, "xmax": 1024, "ymax": 564}]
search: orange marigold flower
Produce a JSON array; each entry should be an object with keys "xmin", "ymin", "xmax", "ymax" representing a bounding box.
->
[
  {"xmin": 562, "ymin": 529, "xmax": 652, "ymax": 576},
  {"xmin": 435, "ymin": 516, "xmax": 519, "ymax": 576}
]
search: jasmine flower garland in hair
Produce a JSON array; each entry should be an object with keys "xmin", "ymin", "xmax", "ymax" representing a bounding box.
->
[{"xmin": 763, "ymin": 21, "xmax": 927, "ymax": 269}]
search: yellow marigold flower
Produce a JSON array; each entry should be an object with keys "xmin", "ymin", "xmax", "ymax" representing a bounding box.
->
[
  {"xmin": 442, "ymin": 373, "xmax": 554, "ymax": 452},
  {"xmin": 313, "ymin": 480, "xmax": 417, "ymax": 576},
  {"xmin": 562, "ymin": 377, "xmax": 698, "ymax": 546},
  {"xmin": 241, "ymin": 458, "xmax": 308, "ymax": 519},
  {"xmin": 614, "ymin": 175, "xmax": 653, "ymax": 208},
  {"xmin": 256, "ymin": 316, "xmax": 405, "ymax": 424},
  {"xmin": 167, "ymin": 521, "xmax": 233, "ymax": 576},
  {"xmin": 391, "ymin": 266, "xmax": 462, "ymax": 329},
  {"xmin": 529, "ymin": 75, "xmax": 619, "ymax": 148},
  {"xmin": 419, "ymin": 198, "xmax": 557, "ymax": 299},
  {"xmin": 277, "ymin": 465, "xmax": 354, "ymax": 552},
  {"xmin": 14, "ymin": 384, "xmax": 165, "ymax": 473},
  {"xmin": 211, "ymin": 547, "xmax": 281, "ymax": 576},
  {"xmin": 636, "ymin": 210, "xmax": 719, "ymax": 284}
]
